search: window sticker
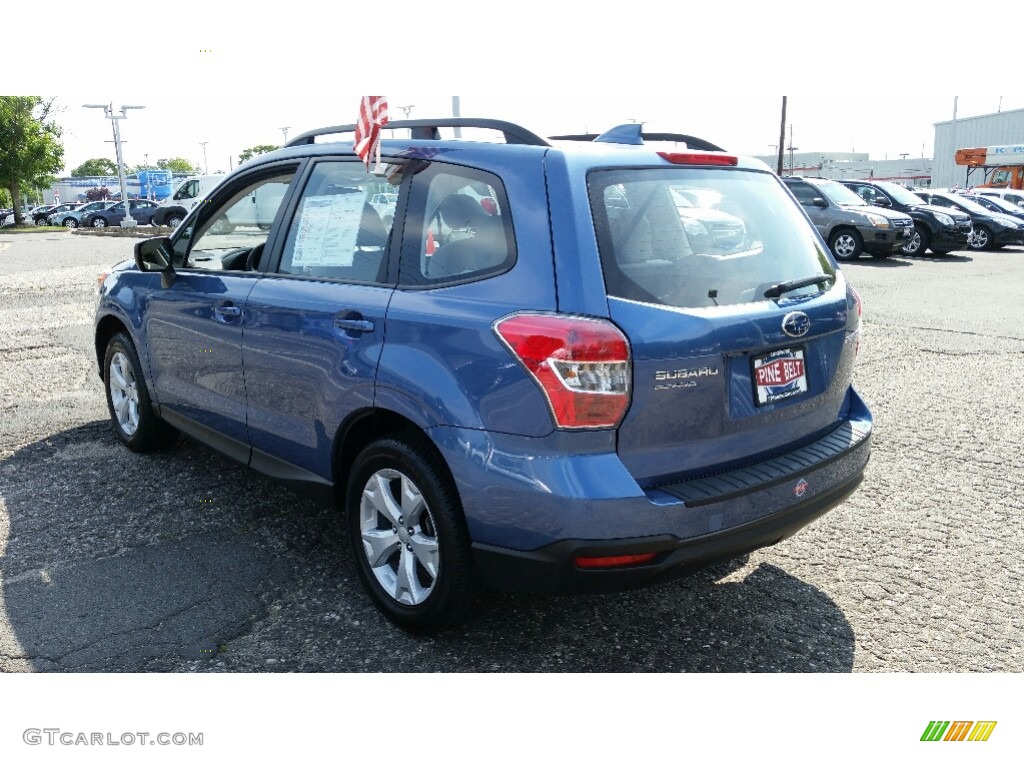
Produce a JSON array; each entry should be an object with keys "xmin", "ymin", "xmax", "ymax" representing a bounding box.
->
[{"xmin": 291, "ymin": 193, "xmax": 365, "ymax": 267}]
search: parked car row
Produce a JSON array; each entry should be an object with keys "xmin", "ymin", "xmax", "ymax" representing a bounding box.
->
[
  {"xmin": 781, "ymin": 175, "xmax": 1024, "ymax": 257},
  {"xmin": 48, "ymin": 200, "xmax": 118, "ymax": 228},
  {"xmin": 1, "ymin": 199, "xmax": 167, "ymax": 229},
  {"xmin": 915, "ymin": 190, "xmax": 1024, "ymax": 251}
]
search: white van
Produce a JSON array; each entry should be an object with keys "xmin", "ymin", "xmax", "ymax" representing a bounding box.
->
[{"xmin": 151, "ymin": 175, "xmax": 225, "ymax": 228}]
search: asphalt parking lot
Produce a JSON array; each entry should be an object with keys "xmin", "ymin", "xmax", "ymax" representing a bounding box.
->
[{"xmin": 0, "ymin": 231, "xmax": 1022, "ymax": 673}]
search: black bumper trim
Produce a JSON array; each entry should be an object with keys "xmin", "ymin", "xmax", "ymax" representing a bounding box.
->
[
  {"xmin": 472, "ymin": 468, "xmax": 865, "ymax": 595},
  {"xmin": 655, "ymin": 420, "xmax": 870, "ymax": 507}
]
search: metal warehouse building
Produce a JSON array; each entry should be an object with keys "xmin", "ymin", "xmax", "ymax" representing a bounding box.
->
[{"xmin": 932, "ymin": 107, "xmax": 1024, "ymax": 189}]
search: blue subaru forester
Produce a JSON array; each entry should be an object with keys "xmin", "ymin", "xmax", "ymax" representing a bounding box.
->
[{"xmin": 94, "ymin": 118, "xmax": 871, "ymax": 632}]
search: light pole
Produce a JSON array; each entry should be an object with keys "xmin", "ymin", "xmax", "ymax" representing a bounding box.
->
[
  {"xmin": 280, "ymin": 126, "xmax": 290, "ymax": 143},
  {"xmin": 199, "ymin": 142, "xmax": 209, "ymax": 174},
  {"xmin": 397, "ymin": 105, "xmax": 415, "ymax": 118},
  {"xmin": 786, "ymin": 124, "xmax": 798, "ymax": 175},
  {"xmin": 84, "ymin": 103, "xmax": 145, "ymax": 227}
]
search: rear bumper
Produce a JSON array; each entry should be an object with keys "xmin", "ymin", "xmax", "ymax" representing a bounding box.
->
[
  {"xmin": 473, "ymin": 468, "xmax": 863, "ymax": 594},
  {"xmin": 432, "ymin": 391, "xmax": 872, "ymax": 595}
]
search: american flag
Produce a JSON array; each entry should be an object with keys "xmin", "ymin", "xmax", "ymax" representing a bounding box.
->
[{"xmin": 353, "ymin": 96, "xmax": 389, "ymax": 170}]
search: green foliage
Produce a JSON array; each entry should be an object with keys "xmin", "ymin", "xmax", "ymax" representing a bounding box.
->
[
  {"xmin": 71, "ymin": 157, "xmax": 118, "ymax": 177},
  {"xmin": 237, "ymin": 144, "xmax": 280, "ymax": 164},
  {"xmin": 85, "ymin": 187, "xmax": 112, "ymax": 202},
  {"xmin": 0, "ymin": 96, "xmax": 65, "ymax": 216},
  {"xmin": 158, "ymin": 157, "xmax": 201, "ymax": 174}
]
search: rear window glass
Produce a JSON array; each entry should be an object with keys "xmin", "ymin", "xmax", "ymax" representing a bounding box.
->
[{"xmin": 589, "ymin": 168, "xmax": 835, "ymax": 309}]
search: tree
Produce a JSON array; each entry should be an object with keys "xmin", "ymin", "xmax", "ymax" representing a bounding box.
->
[
  {"xmin": 85, "ymin": 187, "xmax": 112, "ymax": 202},
  {"xmin": 71, "ymin": 158, "xmax": 117, "ymax": 177},
  {"xmin": 237, "ymin": 144, "xmax": 280, "ymax": 164},
  {"xmin": 0, "ymin": 97, "xmax": 64, "ymax": 223},
  {"xmin": 157, "ymin": 157, "xmax": 201, "ymax": 174}
]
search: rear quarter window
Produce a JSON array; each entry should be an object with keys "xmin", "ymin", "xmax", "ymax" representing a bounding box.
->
[{"xmin": 399, "ymin": 165, "xmax": 515, "ymax": 287}]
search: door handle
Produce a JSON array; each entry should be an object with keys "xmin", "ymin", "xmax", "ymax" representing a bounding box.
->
[
  {"xmin": 334, "ymin": 318, "xmax": 375, "ymax": 332},
  {"xmin": 215, "ymin": 305, "xmax": 241, "ymax": 318}
]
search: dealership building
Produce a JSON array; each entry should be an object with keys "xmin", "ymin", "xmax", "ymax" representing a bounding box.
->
[
  {"xmin": 751, "ymin": 106, "xmax": 1024, "ymax": 190},
  {"xmin": 931, "ymin": 107, "xmax": 1024, "ymax": 189}
]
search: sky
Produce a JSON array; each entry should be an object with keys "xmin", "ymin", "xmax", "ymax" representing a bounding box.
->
[
  {"xmin": 38, "ymin": 93, "xmax": 1022, "ymax": 178},
  {"xmin": 9, "ymin": 2, "xmax": 1024, "ymax": 178}
]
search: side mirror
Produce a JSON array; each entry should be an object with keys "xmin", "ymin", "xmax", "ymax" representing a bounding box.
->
[
  {"xmin": 811, "ymin": 197, "xmax": 827, "ymax": 208},
  {"xmin": 874, "ymin": 196, "xmax": 891, "ymax": 208},
  {"xmin": 134, "ymin": 236, "xmax": 176, "ymax": 287}
]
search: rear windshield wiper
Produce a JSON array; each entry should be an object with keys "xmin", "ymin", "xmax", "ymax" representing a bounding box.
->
[{"xmin": 763, "ymin": 274, "xmax": 832, "ymax": 299}]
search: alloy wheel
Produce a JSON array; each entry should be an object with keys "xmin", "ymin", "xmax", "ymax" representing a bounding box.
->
[
  {"xmin": 832, "ymin": 233, "xmax": 859, "ymax": 259},
  {"xmin": 108, "ymin": 351, "xmax": 140, "ymax": 436},
  {"xmin": 902, "ymin": 231, "xmax": 922, "ymax": 255},
  {"xmin": 358, "ymin": 468, "xmax": 440, "ymax": 606}
]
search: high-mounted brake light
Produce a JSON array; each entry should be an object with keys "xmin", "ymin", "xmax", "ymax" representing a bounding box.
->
[
  {"xmin": 657, "ymin": 151, "xmax": 738, "ymax": 166},
  {"xmin": 494, "ymin": 314, "xmax": 631, "ymax": 429}
]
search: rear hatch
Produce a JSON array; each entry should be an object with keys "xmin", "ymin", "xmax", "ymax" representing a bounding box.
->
[{"xmin": 588, "ymin": 165, "xmax": 858, "ymax": 486}]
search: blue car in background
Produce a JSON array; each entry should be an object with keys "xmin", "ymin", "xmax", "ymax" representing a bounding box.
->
[
  {"xmin": 94, "ymin": 117, "xmax": 872, "ymax": 632},
  {"xmin": 51, "ymin": 200, "xmax": 117, "ymax": 228},
  {"xmin": 84, "ymin": 198, "xmax": 159, "ymax": 227}
]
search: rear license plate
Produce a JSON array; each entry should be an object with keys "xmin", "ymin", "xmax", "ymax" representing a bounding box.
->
[{"xmin": 753, "ymin": 347, "xmax": 808, "ymax": 405}]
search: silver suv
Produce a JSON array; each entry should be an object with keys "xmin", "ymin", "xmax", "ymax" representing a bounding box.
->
[{"xmin": 783, "ymin": 176, "xmax": 914, "ymax": 260}]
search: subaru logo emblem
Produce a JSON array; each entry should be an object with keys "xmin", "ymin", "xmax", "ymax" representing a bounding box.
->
[{"xmin": 782, "ymin": 311, "xmax": 811, "ymax": 338}]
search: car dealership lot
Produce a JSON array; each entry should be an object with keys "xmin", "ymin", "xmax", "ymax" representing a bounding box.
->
[{"xmin": 1, "ymin": 231, "xmax": 1022, "ymax": 672}]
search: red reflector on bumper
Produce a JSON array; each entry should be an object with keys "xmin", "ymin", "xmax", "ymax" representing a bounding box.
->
[{"xmin": 574, "ymin": 553, "xmax": 658, "ymax": 569}]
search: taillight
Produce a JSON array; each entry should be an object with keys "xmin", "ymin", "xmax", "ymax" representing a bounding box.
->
[
  {"xmin": 657, "ymin": 151, "xmax": 738, "ymax": 166},
  {"xmin": 494, "ymin": 314, "xmax": 631, "ymax": 429},
  {"xmin": 849, "ymin": 286, "xmax": 863, "ymax": 356}
]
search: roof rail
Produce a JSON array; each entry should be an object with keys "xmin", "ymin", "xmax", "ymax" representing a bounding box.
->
[
  {"xmin": 548, "ymin": 124, "xmax": 725, "ymax": 152},
  {"xmin": 286, "ymin": 118, "xmax": 551, "ymax": 148}
]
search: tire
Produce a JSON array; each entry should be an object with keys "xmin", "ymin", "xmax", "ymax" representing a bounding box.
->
[
  {"xmin": 902, "ymin": 225, "xmax": 929, "ymax": 257},
  {"xmin": 62, "ymin": 217, "xmax": 78, "ymax": 229},
  {"xmin": 90, "ymin": 216, "xmax": 108, "ymax": 228},
  {"xmin": 968, "ymin": 225, "xmax": 993, "ymax": 251},
  {"xmin": 828, "ymin": 228, "xmax": 863, "ymax": 261},
  {"xmin": 346, "ymin": 434, "xmax": 475, "ymax": 633},
  {"xmin": 102, "ymin": 332, "xmax": 178, "ymax": 452}
]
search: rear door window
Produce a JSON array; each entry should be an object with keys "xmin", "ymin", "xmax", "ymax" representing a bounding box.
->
[
  {"xmin": 590, "ymin": 168, "xmax": 834, "ymax": 309},
  {"xmin": 275, "ymin": 161, "xmax": 398, "ymax": 283}
]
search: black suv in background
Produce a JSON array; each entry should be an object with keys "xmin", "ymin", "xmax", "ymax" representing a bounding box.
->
[
  {"xmin": 837, "ymin": 180, "xmax": 972, "ymax": 256},
  {"xmin": 914, "ymin": 190, "xmax": 1024, "ymax": 251}
]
